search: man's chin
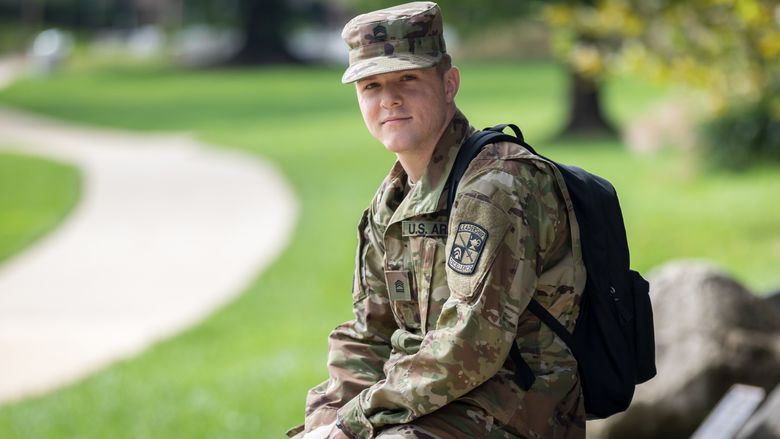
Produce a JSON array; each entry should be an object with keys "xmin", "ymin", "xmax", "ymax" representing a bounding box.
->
[{"xmin": 381, "ymin": 137, "xmax": 415, "ymax": 154}]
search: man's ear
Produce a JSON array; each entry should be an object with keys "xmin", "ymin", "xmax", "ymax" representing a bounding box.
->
[{"xmin": 443, "ymin": 66, "xmax": 460, "ymax": 103}]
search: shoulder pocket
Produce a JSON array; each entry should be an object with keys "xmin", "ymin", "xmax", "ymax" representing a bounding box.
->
[{"xmin": 445, "ymin": 196, "xmax": 511, "ymax": 302}]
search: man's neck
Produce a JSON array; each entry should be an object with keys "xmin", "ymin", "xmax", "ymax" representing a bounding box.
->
[
  {"xmin": 397, "ymin": 147, "xmax": 433, "ymax": 186},
  {"xmin": 397, "ymin": 107, "xmax": 455, "ymax": 184}
]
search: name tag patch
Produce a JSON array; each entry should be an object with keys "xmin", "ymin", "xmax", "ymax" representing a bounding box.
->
[
  {"xmin": 448, "ymin": 222, "xmax": 488, "ymax": 275},
  {"xmin": 385, "ymin": 270, "xmax": 413, "ymax": 301},
  {"xmin": 402, "ymin": 221, "xmax": 448, "ymax": 237}
]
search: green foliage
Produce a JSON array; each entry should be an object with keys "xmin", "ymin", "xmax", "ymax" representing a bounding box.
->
[
  {"xmin": 545, "ymin": 0, "xmax": 780, "ymax": 92},
  {"xmin": 545, "ymin": 0, "xmax": 780, "ymax": 167},
  {"xmin": 544, "ymin": 1, "xmax": 637, "ymax": 78},
  {"xmin": 0, "ymin": 152, "xmax": 81, "ymax": 263},
  {"xmin": 702, "ymin": 99, "xmax": 780, "ymax": 170},
  {"xmin": 0, "ymin": 62, "xmax": 778, "ymax": 437}
]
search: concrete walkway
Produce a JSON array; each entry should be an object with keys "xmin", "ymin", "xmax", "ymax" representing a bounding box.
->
[{"xmin": 0, "ymin": 106, "xmax": 298, "ymax": 404}]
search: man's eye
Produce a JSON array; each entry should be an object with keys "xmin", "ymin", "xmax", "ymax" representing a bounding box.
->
[
  {"xmin": 364, "ymin": 82, "xmax": 379, "ymax": 90},
  {"xmin": 400, "ymin": 75, "xmax": 416, "ymax": 81}
]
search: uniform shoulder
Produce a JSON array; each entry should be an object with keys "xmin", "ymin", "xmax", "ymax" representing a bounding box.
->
[{"xmin": 457, "ymin": 141, "xmax": 560, "ymax": 214}]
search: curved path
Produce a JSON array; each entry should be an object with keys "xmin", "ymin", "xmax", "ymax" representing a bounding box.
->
[{"xmin": 0, "ymin": 106, "xmax": 298, "ymax": 404}]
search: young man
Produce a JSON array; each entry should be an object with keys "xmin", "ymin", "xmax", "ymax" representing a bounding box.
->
[{"xmin": 288, "ymin": 2, "xmax": 586, "ymax": 438}]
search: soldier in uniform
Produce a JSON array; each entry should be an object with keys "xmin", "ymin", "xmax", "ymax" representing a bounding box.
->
[{"xmin": 288, "ymin": 2, "xmax": 587, "ymax": 438}]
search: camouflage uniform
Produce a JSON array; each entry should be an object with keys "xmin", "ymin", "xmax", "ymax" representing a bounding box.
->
[
  {"xmin": 288, "ymin": 110, "xmax": 588, "ymax": 439},
  {"xmin": 288, "ymin": 2, "xmax": 587, "ymax": 438}
]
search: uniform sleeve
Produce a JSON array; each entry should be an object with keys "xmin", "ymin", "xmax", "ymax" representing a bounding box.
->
[
  {"xmin": 336, "ymin": 166, "xmax": 553, "ymax": 438},
  {"xmin": 302, "ymin": 208, "xmax": 397, "ymax": 432}
]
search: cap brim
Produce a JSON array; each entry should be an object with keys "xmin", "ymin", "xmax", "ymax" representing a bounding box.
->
[{"xmin": 341, "ymin": 54, "xmax": 441, "ymax": 84}]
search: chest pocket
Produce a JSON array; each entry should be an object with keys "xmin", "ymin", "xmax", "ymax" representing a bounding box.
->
[
  {"xmin": 385, "ymin": 267, "xmax": 421, "ymax": 331},
  {"xmin": 416, "ymin": 236, "xmax": 451, "ymax": 333},
  {"xmin": 385, "ymin": 235, "xmax": 452, "ymax": 333}
]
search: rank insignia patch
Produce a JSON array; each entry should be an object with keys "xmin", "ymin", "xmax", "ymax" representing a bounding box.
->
[
  {"xmin": 385, "ymin": 270, "xmax": 412, "ymax": 301},
  {"xmin": 448, "ymin": 222, "xmax": 488, "ymax": 275}
]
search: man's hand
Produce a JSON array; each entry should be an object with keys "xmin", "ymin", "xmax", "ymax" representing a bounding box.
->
[
  {"xmin": 299, "ymin": 422, "xmax": 350, "ymax": 439},
  {"xmin": 327, "ymin": 423, "xmax": 351, "ymax": 439}
]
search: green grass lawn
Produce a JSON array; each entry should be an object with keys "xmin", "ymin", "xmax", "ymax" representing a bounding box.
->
[
  {"xmin": 0, "ymin": 151, "xmax": 80, "ymax": 264},
  {"xmin": 0, "ymin": 61, "xmax": 778, "ymax": 438}
]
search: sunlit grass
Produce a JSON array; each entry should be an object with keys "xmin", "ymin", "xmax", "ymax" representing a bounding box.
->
[
  {"xmin": 0, "ymin": 60, "xmax": 777, "ymax": 438},
  {"xmin": 0, "ymin": 151, "xmax": 80, "ymax": 264}
]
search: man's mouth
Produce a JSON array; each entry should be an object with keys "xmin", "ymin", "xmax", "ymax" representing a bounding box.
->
[{"xmin": 382, "ymin": 116, "xmax": 412, "ymax": 125}]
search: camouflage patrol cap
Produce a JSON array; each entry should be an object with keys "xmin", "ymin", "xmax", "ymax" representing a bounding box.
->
[{"xmin": 341, "ymin": 1, "xmax": 447, "ymax": 84}]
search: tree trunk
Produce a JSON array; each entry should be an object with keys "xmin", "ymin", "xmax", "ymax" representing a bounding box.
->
[
  {"xmin": 559, "ymin": 67, "xmax": 616, "ymax": 138},
  {"xmin": 226, "ymin": 0, "xmax": 300, "ymax": 65},
  {"xmin": 14, "ymin": 0, "xmax": 43, "ymax": 51}
]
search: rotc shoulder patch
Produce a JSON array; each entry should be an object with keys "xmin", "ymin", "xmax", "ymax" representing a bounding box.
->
[{"xmin": 448, "ymin": 222, "xmax": 488, "ymax": 275}]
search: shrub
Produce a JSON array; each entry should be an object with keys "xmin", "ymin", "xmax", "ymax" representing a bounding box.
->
[{"xmin": 701, "ymin": 99, "xmax": 780, "ymax": 170}]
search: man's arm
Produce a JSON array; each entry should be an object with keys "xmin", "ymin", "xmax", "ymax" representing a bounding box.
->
[
  {"xmin": 335, "ymin": 164, "xmax": 560, "ymax": 438},
  {"xmin": 303, "ymin": 208, "xmax": 397, "ymax": 431}
]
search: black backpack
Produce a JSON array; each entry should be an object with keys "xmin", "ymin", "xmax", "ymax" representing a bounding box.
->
[{"xmin": 446, "ymin": 124, "xmax": 656, "ymax": 419}]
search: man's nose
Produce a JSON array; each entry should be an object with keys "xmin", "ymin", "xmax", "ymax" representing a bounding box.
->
[{"xmin": 380, "ymin": 87, "xmax": 402, "ymax": 109}]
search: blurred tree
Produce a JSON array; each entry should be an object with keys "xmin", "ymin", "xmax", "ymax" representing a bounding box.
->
[
  {"xmin": 0, "ymin": 0, "xmax": 320, "ymax": 64},
  {"xmin": 226, "ymin": 0, "xmax": 300, "ymax": 64},
  {"xmin": 0, "ymin": 0, "xmax": 118, "ymax": 52},
  {"xmin": 546, "ymin": 0, "xmax": 780, "ymax": 166},
  {"xmin": 216, "ymin": 0, "xmax": 345, "ymax": 65},
  {"xmin": 0, "ymin": 0, "xmax": 166, "ymax": 34},
  {"xmin": 544, "ymin": 0, "xmax": 620, "ymax": 137}
]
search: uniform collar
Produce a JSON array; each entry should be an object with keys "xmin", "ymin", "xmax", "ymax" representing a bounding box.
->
[{"xmin": 375, "ymin": 108, "xmax": 474, "ymax": 227}]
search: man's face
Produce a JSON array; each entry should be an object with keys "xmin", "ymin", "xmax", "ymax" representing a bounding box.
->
[{"xmin": 355, "ymin": 66, "xmax": 458, "ymax": 154}]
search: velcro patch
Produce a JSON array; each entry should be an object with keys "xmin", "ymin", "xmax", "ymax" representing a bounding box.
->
[
  {"xmin": 385, "ymin": 270, "xmax": 413, "ymax": 301},
  {"xmin": 401, "ymin": 221, "xmax": 448, "ymax": 237},
  {"xmin": 447, "ymin": 222, "xmax": 488, "ymax": 275}
]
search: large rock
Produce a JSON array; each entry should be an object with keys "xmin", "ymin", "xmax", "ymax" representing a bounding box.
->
[
  {"xmin": 587, "ymin": 261, "xmax": 780, "ymax": 438},
  {"xmin": 767, "ymin": 289, "xmax": 780, "ymax": 311}
]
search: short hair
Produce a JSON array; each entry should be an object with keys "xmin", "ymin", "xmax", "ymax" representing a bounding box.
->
[{"xmin": 434, "ymin": 54, "xmax": 452, "ymax": 77}]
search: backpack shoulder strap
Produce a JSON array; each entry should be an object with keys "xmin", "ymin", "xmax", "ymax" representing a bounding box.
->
[
  {"xmin": 527, "ymin": 299, "xmax": 576, "ymax": 354},
  {"xmin": 446, "ymin": 124, "xmax": 581, "ymax": 388},
  {"xmin": 447, "ymin": 130, "xmax": 507, "ymax": 212},
  {"xmin": 447, "ymin": 126, "xmax": 531, "ymax": 213}
]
